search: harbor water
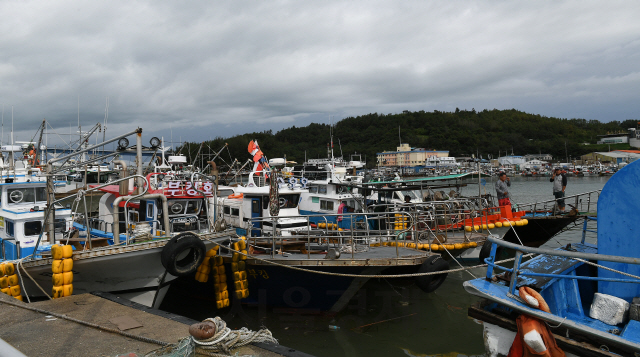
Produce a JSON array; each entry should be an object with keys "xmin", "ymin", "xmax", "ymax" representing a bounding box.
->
[{"xmin": 160, "ymin": 175, "xmax": 609, "ymax": 357}]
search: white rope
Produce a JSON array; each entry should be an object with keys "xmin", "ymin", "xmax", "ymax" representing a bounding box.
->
[
  {"xmin": 572, "ymin": 257, "xmax": 640, "ymax": 281},
  {"xmin": 191, "ymin": 317, "xmax": 278, "ymax": 356}
]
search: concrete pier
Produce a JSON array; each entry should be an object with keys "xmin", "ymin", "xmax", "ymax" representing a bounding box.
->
[{"xmin": 0, "ymin": 292, "xmax": 311, "ymax": 357}]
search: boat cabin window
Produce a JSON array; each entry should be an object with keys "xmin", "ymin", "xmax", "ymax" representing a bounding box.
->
[
  {"xmin": 167, "ymin": 199, "xmax": 201, "ymax": 216},
  {"xmin": 231, "ymin": 208, "xmax": 240, "ymax": 216},
  {"xmin": 401, "ymin": 191, "xmax": 419, "ymax": 200},
  {"xmin": 308, "ymin": 186, "xmax": 318, "ymax": 194},
  {"xmin": 6, "ymin": 220, "xmax": 14, "ymax": 237},
  {"xmin": 320, "ymin": 200, "xmax": 334, "ymax": 211},
  {"xmin": 223, "ymin": 206, "xmax": 230, "ymax": 215},
  {"xmin": 252, "ymin": 200, "xmax": 260, "ymax": 213},
  {"xmin": 219, "ymin": 189, "xmax": 234, "ymax": 197},
  {"xmin": 24, "ymin": 221, "xmax": 42, "ymax": 236},
  {"xmin": 146, "ymin": 202, "xmax": 154, "ymax": 219},
  {"xmin": 278, "ymin": 194, "xmax": 300, "ymax": 209},
  {"xmin": 7, "ymin": 187, "xmax": 47, "ymax": 204},
  {"xmin": 318, "ymin": 186, "xmax": 327, "ymax": 194}
]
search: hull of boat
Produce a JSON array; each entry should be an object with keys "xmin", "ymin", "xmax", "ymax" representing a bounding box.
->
[{"xmin": 19, "ymin": 239, "xmax": 216, "ymax": 307}]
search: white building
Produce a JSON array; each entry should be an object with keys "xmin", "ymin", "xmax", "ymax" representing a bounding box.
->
[{"xmin": 498, "ymin": 156, "xmax": 525, "ymax": 166}]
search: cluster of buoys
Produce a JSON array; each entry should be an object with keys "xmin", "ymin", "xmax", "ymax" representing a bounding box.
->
[
  {"xmin": 317, "ymin": 222, "xmax": 342, "ymax": 231},
  {"xmin": 464, "ymin": 218, "xmax": 528, "ymax": 232},
  {"xmin": 0, "ymin": 262, "xmax": 22, "ymax": 301},
  {"xmin": 51, "ymin": 244, "xmax": 73, "ymax": 299},
  {"xmin": 232, "ymin": 238, "xmax": 249, "ymax": 300},
  {"xmin": 394, "ymin": 214, "xmax": 408, "ymax": 230},
  {"xmin": 195, "ymin": 246, "xmax": 219, "ymax": 283},
  {"xmin": 377, "ymin": 241, "xmax": 478, "ymax": 251},
  {"xmin": 212, "ymin": 255, "xmax": 229, "ymax": 309}
]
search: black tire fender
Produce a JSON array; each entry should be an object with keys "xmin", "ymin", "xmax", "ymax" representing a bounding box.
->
[
  {"xmin": 415, "ymin": 255, "xmax": 449, "ymax": 293},
  {"xmin": 161, "ymin": 232, "xmax": 206, "ymax": 276},
  {"xmin": 479, "ymin": 241, "xmax": 493, "ymax": 264}
]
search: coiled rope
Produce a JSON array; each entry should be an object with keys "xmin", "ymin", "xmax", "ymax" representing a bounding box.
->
[{"xmin": 145, "ymin": 317, "xmax": 277, "ymax": 357}]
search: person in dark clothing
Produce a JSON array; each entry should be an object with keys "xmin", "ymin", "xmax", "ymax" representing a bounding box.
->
[
  {"xmin": 550, "ymin": 167, "xmax": 567, "ymax": 212},
  {"xmin": 495, "ymin": 172, "xmax": 511, "ymax": 206}
]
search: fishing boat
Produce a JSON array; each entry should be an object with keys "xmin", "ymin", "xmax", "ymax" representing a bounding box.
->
[
  {"xmin": 464, "ymin": 159, "xmax": 640, "ymax": 356},
  {"xmin": 0, "ymin": 128, "xmax": 229, "ymax": 308},
  {"xmin": 178, "ymin": 140, "xmax": 450, "ymax": 312}
]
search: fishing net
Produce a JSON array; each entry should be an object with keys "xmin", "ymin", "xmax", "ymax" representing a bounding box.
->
[{"xmin": 144, "ymin": 317, "xmax": 278, "ymax": 357}]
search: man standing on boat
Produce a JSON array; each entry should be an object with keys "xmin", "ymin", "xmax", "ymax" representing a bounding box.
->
[
  {"xmin": 550, "ymin": 167, "xmax": 567, "ymax": 213},
  {"xmin": 495, "ymin": 172, "xmax": 511, "ymax": 206}
]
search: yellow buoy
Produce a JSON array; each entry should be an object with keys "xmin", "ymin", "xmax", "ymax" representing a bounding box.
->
[
  {"xmin": 488, "ymin": 223, "xmax": 495, "ymax": 229},
  {"xmin": 63, "ymin": 284, "xmax": 73, "ymax": 297},
  {"xmin": 62, "ymin": 259, "xmax": 73, "ymax": 272},
  {"xmin": 231, "ymin": 262, "xmax": 238, "ymax": 272},
  {"xmin": 240, "ymin": 250, "xmax": 248, "ymax": 260},
  {"xmin": 495, "ymin": 222, "xmax": 503, "ymax": 228},
  {"xmin": 0, "ymin": 276, "xmax": 7, "ymax": 289},
  {"xmin": 218, "ymin": 274, "xmax": 227, "ymax": 283},
  {"xmin": 51, "ymin": 244, "xmax": 63, "ymax": 260},
  {"xmin": 430, "ymin": 244, "xmax": 441, "ymax": 251},
  {"xmin": 52, "ymin": 273, "xmax": 64, "ymax": 287},
  {"xmin": 4, "ymin": 262, "xmax": 15, "ymax": 276},
  {"xmin": 206, "ymin": 248, "xmax": 218, "ymax": 257},
  {"xmin": 464, "ymin": 226, "xmax": 472, "ymax": 232},
  {"xmin": 1, "ymin": 287, "xmax": 10, "ymax": 295},
  {"xmin": 469, "ymin": 242, "xmax": 478, "ymax": 248},
  {"xmin": 0, "ymin": 263, "xmax": 5, "ymax": 275},
  {"xmin": 233, "ymin": 271, "xmax": 241, "ymax": 281},
  {"xmin": 454, "ymin": 243, "xmax": 464, "ymax": 250},
  {"xmin": 241, "ymin": 289, "xmax": 250, "ymax": 298},
  {"xmin": 223, "ymin": 298, "xmax": 230, "ymax": 307},
  {"xmin": 198, "ymin": 264, "xmax": 211, "ymax": 275},
  {"xmin": 238, "ymin": 261, "xmax": 245, "ymax": 271},
  {"xmin": 10, "ymin": 285, "xmax": 21, "ymax": 297},
  {"xmin": 14, "ymin": 295, "xmax": 23, "ymax": 301},
  {"xmin": 482, "ymin": 224, "xmax": 487, "ymax": 230},
  {"xmin": 522, "ymin": 219, "xmax": 529, "ymax": 225},
  {"xmin": 52, "ymin": 286, "xmax": 64, "ymax": 299},
  {"xmin": 214, "ymin": 256, "xmax": 223, "ymax": 265},
  {"xmin": 516, "ymin": 220, "xmax": 523, "ymax": 227},
  {"xmin": 216, "ymin": 300, "xmax": 224, "ymax": 309},
  {"xmin": 473, "ymin": 225, "xmax": 480, "ymax": 231},
  {"xmin": 62, "ymin": 245, "xmax": 73, "ymax": 259},
  {"xmin": 239, "ymin": 271, "xmax": 247, "ymax": 280},
  {"xmin": 221, "ymin": 290, "xmax": 229, "ymax": 300},
  {"xmin": 238, "ymin": 240, "xmax": 246, "ymax": 250},
  {"xmin": 236, "ymin": 290, "xmax": 244, "ymax": 299},
  {"xmin": 52, "ymin": 260, "xmax": 63, "ymax": 274}
]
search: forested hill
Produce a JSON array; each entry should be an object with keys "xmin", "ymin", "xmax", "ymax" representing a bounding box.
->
[{"xmin": 178, "ymin": 109, "xmax": 637, "ymax": 168}]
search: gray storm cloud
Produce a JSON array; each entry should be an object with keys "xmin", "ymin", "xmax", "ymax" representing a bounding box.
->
[{"xmin": 1, "ymin": 0, "xmax": 639, "ymax": 145}]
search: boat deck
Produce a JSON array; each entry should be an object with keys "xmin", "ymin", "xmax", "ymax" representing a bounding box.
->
[
  {"xmin": 245, "ymin": 246, "xmax": 432, "ymax": 266},
  {"xmin": 0, "ymin": 292, "xmax": 310, "ymax": 357}
]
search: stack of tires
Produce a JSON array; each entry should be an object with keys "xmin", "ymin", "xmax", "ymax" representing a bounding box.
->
[
  {"xmin": 51, "ymin": 245, "xmax": 74, "ymax": 299},
  {"xmin": 0, "ymin": 262, "xmax": 23, "ymax": 301}
]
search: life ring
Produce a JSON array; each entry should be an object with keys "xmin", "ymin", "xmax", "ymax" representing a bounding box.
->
[
  {"xmin": 228, "ymin": 193, "xmax": 243, "ymax": 199},
  {"xmin": 161, "ymin": 232, "xmax": 206, "ymax": 276},
  {"xmin": 415, "ymin": 255, "xmax": 449, "ymax": 293}
]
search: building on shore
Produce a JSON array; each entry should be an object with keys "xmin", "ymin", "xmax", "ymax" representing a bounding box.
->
[
  {"xmin": 524, "ymin": 153, "xmax": 553, "ymax": 161},
  {"xmin": 579, "ymin": 150, "xmax": 640, "ymax": 165},
  {"xmin": 376, "ymin": 143, "xmax": 449, "ymax": 170}
]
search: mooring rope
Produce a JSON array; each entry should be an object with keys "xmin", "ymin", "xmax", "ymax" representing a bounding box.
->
[{"xmin": 144, "ymin": 317, "xmax": 278, "ymax": 357}]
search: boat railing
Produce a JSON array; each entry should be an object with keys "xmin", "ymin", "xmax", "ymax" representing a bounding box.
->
[
  {"xmin": 30, "ymin": 174, "xmax": 150, "ymax": 260},
  {"xmin": 484, "ymin": 234, "xmax": 640, "ymax": 297},
  {"xmin": 516, "ymin": 189, "xmax": 601, "ymax": 215},
  {"xmin": 245, "ymin": 211, "xmax": 416, "ymax": 260}
]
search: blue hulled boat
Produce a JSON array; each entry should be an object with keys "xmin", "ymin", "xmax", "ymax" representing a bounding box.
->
[{"xmin": 464, "ymin": 159, "xmax": 640, "ymax": 356}]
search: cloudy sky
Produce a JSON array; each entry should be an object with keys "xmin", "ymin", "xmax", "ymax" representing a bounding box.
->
[{"xmin": 2, "ymin": 1, "xmax": 639, "ymax": 147}]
